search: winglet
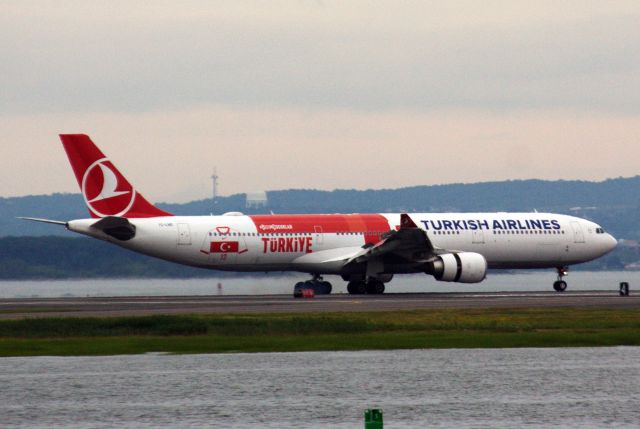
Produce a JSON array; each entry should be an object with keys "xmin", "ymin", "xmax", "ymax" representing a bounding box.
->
[{"xmin": 400, "ymin": 213, "xmax": 418, "ymax": 229}]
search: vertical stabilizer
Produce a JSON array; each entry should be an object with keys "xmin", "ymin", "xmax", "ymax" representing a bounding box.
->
[{"xmin": 60, "ymin": 134, "xmax": 173, "ymax": 218}]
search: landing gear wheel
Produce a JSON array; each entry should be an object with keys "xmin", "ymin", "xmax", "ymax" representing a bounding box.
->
[
  {"xmin": 553, "ymin": 266, "xmax": 569, "ymax": 292},
  {"xmin": 347, "ymin": 281, "xmax": 366, "ymax": 295},
  {"xmin": 347, "ymin": 282, "xmax": 355, "ymax": 294},
  {"xmin": 305, "ymin": 280, "xmax": 332, "ymax": 294},
  {"xmin": 320, "ymin": 281, "xmax": 332, "ymax": 294},
  {"xmin": 295, "ymin": 278, "xmax": 332, "ymax": 296},
  {"xmin": 365, "ymin": 281, "xmax": 385, "ymax": 295},
  {"xmin": 293, "ymin": 282, "xmax": 305, "ymax": 297},
  {"xmin": 553, "ymin": 280, "xmax": 567, "ymax": 292}
]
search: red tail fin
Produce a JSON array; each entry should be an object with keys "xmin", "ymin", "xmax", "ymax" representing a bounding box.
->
[{"xmin": 60, "ymin": 134, "xmax": 173, "ymax": 218}]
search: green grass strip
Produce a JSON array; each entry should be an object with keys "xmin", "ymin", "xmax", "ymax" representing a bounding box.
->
[{"xmin": 1, "ymin": 308, "xmax": 639, "ymax": 356}]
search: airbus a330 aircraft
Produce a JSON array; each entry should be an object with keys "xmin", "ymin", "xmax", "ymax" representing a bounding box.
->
[{"xmin": 22, "ymin": 134, "xmax": 617, "ymax": 294}]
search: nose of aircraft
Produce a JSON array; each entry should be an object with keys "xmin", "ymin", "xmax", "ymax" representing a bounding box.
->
[{"xmin": 605, "ymin": 233, "xmax": 618, "ymax": 253}]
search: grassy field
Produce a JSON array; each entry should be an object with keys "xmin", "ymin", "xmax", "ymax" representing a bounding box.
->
[{"xmin": 1, "ymin": 308, "xmax": 639, "ymax": 356}]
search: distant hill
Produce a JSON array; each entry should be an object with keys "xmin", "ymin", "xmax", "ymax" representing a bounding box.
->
[{"xmin": 3, "ymin": 176, "xmax": 640, "ymax": 239}]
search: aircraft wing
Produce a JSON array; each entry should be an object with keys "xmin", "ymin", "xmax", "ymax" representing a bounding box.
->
[{"xmin": 345, "ymin": 213, "xmax": 440, "ymax": 266}]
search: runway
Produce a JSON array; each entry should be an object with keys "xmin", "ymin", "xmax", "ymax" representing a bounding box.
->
[{"xmin": 1, "ymin": 291, "xmax": 639, "ymax": 319}]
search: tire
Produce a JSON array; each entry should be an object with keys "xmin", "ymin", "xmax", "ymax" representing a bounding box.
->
[
  {"xmin": 311, "ymin": 281, "xmax": 331, "ymax": 295},
  {"xmin": 293, "ymin": 281, "xmax": 305, "ymax": 298},
  {"xmin": 374, "ymin": 282, "xmax": 385, "ymax": 294},
  {"xmin": 347, "ymin": 281, "xmax": 366, "ymax": 295},
  {"xmin": 347, "ymin": 282, "xmax": 356, "ymax": 294},
  {"xmin": 553, "ymin": 280, "xmax": 567, "ymax": 292},
  {"xmin": 320, "ymin": 281, "xmax": 332, "ymax": 294},
  {"xmin": 365, "ymin": 281, "xmax": 386, "ymax": 294},
  {"xmin": 305, "ymin": 280, "xmax": 320, "ymax": 293}
]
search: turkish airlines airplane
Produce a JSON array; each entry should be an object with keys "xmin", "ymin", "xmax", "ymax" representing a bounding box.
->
[{"xmin": 23, "ymin": 134, "xmax": 617, "ymax": 294}]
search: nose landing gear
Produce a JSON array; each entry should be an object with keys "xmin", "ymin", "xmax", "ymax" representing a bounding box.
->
[{"xmin": 553, "ymin": 266, "xmax": 568, "ymax": 292}]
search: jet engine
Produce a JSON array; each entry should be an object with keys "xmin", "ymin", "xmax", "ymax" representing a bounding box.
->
[{"xmin": 429, "ymin": 252, "xmax": 487, "ymax": 283}]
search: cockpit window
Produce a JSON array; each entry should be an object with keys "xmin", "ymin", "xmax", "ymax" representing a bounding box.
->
[{"xmin": 596, "ymin": 228, "xmax": 605, "ymax": 234}]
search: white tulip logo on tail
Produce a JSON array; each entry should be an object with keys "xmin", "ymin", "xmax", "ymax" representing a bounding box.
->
[{"xmin": 82, "ymin": 158, "xmax": 136, "ymax": 217}]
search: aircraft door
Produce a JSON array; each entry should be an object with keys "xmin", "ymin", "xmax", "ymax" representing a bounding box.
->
[
  {"xmin": 177, "ymin": 223, "xmax": 191, "ymax": 245},
  {"xmin": 570, "ymin": 221, "xmax": 585, "ymax": 243},
  {"xmin": 472, "ymin": 229, "xmax": 484, "ymax": 244}
]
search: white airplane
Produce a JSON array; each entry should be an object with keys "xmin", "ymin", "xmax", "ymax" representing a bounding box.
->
[{"xmin": 22, "ymin": 134, "xmax": 617, "ymax": 294}]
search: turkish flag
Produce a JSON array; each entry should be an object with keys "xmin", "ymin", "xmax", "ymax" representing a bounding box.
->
[{"xmin": 210, "ymin": 241, "xmax": 240, "ymax": 253}]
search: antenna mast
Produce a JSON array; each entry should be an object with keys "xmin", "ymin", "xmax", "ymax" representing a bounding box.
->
[{"xmin": 211, "ymin": 167, "xmax": 219, "ymax": 209}]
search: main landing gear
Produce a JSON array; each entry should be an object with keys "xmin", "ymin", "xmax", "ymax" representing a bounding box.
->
[
  {"xmin": 347, "ymin": 279, "xmax": 385, "ymax": 295},
  {"xmin": 553, "ymin": 266, "xmax": 568, "ymax": 292},
  {"xmin": 294, "ymin": 275, "xmax": 332, "ymax": 295}
]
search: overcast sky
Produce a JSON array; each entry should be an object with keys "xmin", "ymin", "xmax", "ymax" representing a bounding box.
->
[{"xmin": 2, "ymin": 1, "xmax": 639, "ymax": 202}]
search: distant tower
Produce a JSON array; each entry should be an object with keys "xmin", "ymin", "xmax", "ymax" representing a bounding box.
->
[{"xmin": 211, "ymin": 167, "xmax": 219, "ymax": 208}]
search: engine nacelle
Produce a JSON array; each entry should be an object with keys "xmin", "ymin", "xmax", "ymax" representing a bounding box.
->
[{"xmin": 430, "ymin": 252, "xmax": 487, "ymax": 283}]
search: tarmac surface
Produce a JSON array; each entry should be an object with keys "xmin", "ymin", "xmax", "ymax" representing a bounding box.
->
[{"xmin": 1, "ymin": 291, "xmax": 639, "ymax": 319}]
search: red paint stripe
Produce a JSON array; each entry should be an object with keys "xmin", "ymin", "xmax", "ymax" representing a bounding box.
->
[{"xmin": 249, "ymin": 214, "xmax": 390, "ymax": 244}]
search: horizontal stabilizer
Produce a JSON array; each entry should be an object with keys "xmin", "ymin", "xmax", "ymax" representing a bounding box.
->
[
  {"xmin": 18, "ymin": 217, "xmax": 68, "ymax": 226},
  {"xmin": 91, "ymin": 216, "xmax": 136, "ymax": 241}
]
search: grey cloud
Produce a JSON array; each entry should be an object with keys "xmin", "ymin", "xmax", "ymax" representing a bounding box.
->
[{"xmin": 1, "ymin": 4, "xmax": 639, "ymax": 114}]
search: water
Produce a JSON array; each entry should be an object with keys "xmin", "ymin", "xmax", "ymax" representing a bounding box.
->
[
  {"xmin": 0, "ymin": 271, "xmax": 637, "ymax": 298},
  {"xmin": 1, "ymin": 347, "xmax": 639, "ymax": 428}
]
